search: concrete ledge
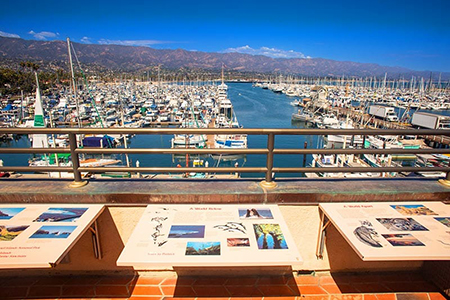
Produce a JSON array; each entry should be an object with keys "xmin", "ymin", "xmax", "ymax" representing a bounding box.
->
[{"xmin": 0, "ymin": 177, "xmax": 449, "ymax": 204}]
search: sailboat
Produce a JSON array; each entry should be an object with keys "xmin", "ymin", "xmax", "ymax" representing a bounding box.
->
[
  {"xmin": 29, "ymin": 72, "xmax": 72, "ymax": 174},
  {"xmin": 28, "ymin": 46, "xmax": 122, "ymax": 177},
  {"xmin": 31, "ymin": 72, "xmax": 48, "ymax": 149}
]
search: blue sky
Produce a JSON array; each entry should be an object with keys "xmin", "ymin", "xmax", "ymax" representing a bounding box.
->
[{"xmin": 1, "ymin": 0, "xmax": 449, "ymax": 72}]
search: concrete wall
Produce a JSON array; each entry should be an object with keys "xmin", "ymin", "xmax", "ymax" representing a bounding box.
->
[{"xmin": 0, "ymin": 205, "xmax": 422, "ymax": 276}]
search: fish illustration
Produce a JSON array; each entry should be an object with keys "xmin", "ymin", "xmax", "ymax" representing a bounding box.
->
[
  {"xmin": 151, "ymin": 216, "xmax": 168, "ymax": 222},
  {"xmin": 213, "ymin": 222, "xmax": 246, "ymax": 234},
  {"xmin": 353, "ymin": 226, "xmax": 382, "ymax": 248},
  {"xmin": 227, "ymin": 222, "xmax": 246, "ymax": 231},
  {"xmin": 158, "ymin": 240, "xmax": 168, "ymax": 247}
]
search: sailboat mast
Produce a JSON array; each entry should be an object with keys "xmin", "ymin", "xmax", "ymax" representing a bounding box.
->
[{"xmin": 67, "ymin": 37, "xmax": 81, "ymax": 127}]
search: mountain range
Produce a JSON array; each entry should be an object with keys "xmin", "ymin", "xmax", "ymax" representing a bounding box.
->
[{"xmin": 0, "ymin": 37, "xmax": 448, "ymax": 80}]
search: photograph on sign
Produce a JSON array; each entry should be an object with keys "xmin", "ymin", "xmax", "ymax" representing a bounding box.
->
[
  {"xmin": 30, "ymin": 225, "xmax": 77, "ymax": 239},
  {"xmin": 434, "ymin": 217, "xmax": 450, "ymax": 228},
  {"xmin": 227, "ymin": 238, "xmax": 250, "ymax": 247},
  {"xmin": 185, "ymin": 241, "xmax": 220, "ymax": 255},
  {"xmin": 33, "ymin": 208, "xmax": 88, "ymax": 222},
  {"xmin": 0, "ymin": 225, "xmax": 30, "ymax": 241},
  {"xmin": 253, "ymin": 224, "xmax": 288, "ymax": 250},
  {"xmin": 0, "ymin": 208, "xmax": 26, "ymax": 220},
  {"xmin": 382, "ymin": 234, "xmax": 425, "ymax": 246},
  {"xmin": 376, "ymin": 218, "xmax": 429, "ymax": 231},
  {"xmin": 390, "ymin": 205, "xmax": 437, "ymax": 216},
  {"xmin": 239, "ymin": 208, "xmax": 273, "ymax": 219},
  {"xmin": 168, "ymin": 225, "xmax": 205, "ymax": 238}
]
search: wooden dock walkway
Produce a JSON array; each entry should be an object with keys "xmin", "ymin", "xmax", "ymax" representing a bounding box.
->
[
  {"xmin": 206, "ymin": 118, "xmax": 216, "ymax": 149},
  {"xmin": 321, "ymin": 106, "xmax": 450, "ymax": 147}
]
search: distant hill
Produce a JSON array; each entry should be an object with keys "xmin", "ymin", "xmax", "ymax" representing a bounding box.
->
[{"xmin": 0, "ymin": 37, "xmax": 448, "ymax": 79}]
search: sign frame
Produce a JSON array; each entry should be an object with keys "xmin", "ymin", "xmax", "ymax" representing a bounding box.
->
[
  {"xmin": 117, "ymin": 204, "xmax": 302, "ymax": 268},
  {"xmin": 318, "ymin": 201, "xmax": 450, "ymax": 261},
  {"xmin": 0, "ymin": 204, "xmax": 105, "ymax": 268}
]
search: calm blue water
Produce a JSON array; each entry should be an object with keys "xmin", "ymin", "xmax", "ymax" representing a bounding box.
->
[{"xmin": 2, "ymin": 83, "xmax": 449, "ymax": 178}]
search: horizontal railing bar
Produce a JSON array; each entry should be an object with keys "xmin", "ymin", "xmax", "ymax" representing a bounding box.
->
[
  {"xmin": 1, "ymin": 128, "xmax": 449, "ymax": 136},
  {"xmin": 74, "ymin": 148, "xmax": 268, "ymax": 155},
  {"xmin": 273, "ymin": 148, "xmax": 450, "ymax": 155},
  {"xmin": 273, "ymin": 167, "xmax": 449, "ymax": 173},
  {"xmin": 77, "ymin": 167, "xmax": 266, "ymax": 173},
  {"xmin": 0, "ymin": 166, "xmax": 264, "ymax": 173},
  {"xmin": 1, "ymin": 166, "xmax": 448, "ymax": 174},
  {"xmin": 1, "ymin": 128, "xmax": 450, "ymax": 181},
  {"xmin": 0, "ymin": 148, "xmax": 72, "ymax": 154},
  {"xmin": 0, "ymin": 167, "xmax": 74, "ymax": 173},
  {"xmin": 2, "ymin": 148, "xmax": 448, "ymax": 156}
]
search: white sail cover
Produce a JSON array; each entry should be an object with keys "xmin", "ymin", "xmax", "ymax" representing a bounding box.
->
[{"xmin": 32, "ymin": 79, "xmax": 48, "ymax": 148}]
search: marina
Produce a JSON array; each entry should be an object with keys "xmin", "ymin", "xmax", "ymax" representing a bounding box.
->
[{"xmin": 1, "ymin": 75, "xmax": 450, "ymax": 179}]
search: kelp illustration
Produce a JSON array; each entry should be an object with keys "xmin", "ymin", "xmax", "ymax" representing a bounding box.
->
[{"xmin": 253, "ymin": 224, "xmax": 288, "ymax": 249}]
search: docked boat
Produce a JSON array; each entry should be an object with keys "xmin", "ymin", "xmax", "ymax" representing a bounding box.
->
[
  {"xmin": 291, "ymin": 110, "xmax": 313, "ymax": 122},
  {"xmin": 172, "ymin": 134, "xmax": 207, "ymax": 148},
  {"xmin": 214, "ymin": 134, "xmax": 247, "ymax": 149}
]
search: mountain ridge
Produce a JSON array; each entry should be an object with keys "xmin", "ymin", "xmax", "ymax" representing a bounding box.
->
[{"xmin": 0, "ymin": 37, "xmax": 448, "ymax": 79}]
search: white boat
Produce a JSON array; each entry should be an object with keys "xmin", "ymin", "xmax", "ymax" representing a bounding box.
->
[
  {"xmin": 322, "ymin": 113, "xmax": 339, "ymax": 128},
  {"xmin": 310, "ymin": 153, "xmax": 378, "ymax": 178},
  {"xmin": 172, "ymin": 134, "xmax": 207, "ymax": 148},
  {"xmin": 326, "ymin": 120, "xmax": 363, "ymax": 147},
  {"xmin": 214, "ymin": 134, "xmax": 247, "ymax": 149}
]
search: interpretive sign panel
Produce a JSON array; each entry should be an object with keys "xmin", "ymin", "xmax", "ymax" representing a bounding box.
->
[
  {"xmin": 319, "ymin": 202, "xmax": 450, "ymax": 261},
  {"xmin": 0, "ymin": 204, "xmax": 104, "ymax": 268},
  {"xmin": 117, "ymin": 204, "xmax": 302, "ymax": 267}
]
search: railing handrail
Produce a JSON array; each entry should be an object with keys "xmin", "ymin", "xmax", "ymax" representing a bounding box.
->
[
  {"xmin": 1, "ymin": 128, "xmax": 450, "ymax": 187},
  {"xmin": 1, "ymin": 127, "xmax": 449, "ymax": 135}
]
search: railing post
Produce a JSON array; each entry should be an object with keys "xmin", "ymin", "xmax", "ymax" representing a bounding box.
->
[
  {"xmin": 302, "ymin": 141, "xmax": 308, "ymax": 167},
  {"xmin": 260, "ymin": 133, "xmax": 277, "ymax": 189},
  {"xmin": 438, "ymin": 171, "xmax": 450, "ymax": 187},
  {"xmin": 68, "ymin": 133, "xmax": 88, "ymax": 188}
]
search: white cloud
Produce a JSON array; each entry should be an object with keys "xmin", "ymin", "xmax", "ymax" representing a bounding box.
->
[
  {"xmin": 97, "ymin": 39, "xmax": 174, "ymax": 47},
  {"xmin": 81, "ymin": 36, "xmax": 91, "ymax": 43},
  {"xmin": 0, "ymin": 30, "xmax": 20, "ymax": 38},
  {"xmin": 223, "ymin": 45, "xmax": 311, "ymax": 59},
  {"xmin": 28, "ymin": 30, "xmax": 59, "ymax": 40}
]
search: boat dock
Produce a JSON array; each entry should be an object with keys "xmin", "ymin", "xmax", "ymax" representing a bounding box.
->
[{"xmin": 317, "ymin": 106, "xmax": 450, "ymax": 148}]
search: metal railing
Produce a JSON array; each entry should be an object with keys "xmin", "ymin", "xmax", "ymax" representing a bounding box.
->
[{"xmin": 1, "ymin": 128, "xmax": 450, "ymax": 187}]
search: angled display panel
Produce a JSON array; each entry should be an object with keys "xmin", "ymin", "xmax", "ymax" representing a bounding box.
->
[
  {"xmin": 0, "ymin": 204, "xmax": 104, "ymax": 268},
  {"xmin": 117, "ymin": 204, "xmax": 302, "ymax": 267},
  {"xmin": 319, "ymin": 202, "xmax": 450, "ymax": 261}
]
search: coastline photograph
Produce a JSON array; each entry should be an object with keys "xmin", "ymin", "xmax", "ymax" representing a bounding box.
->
[
  {"xmin": 33, "ymin": 207, "xmax": 88, "ymax": 222},
  {"xmin": 168, "ymin": 225, "xmax": 205, "ymax": 238},
  {"xmin": 0, "ymin": 207, "xmax": 25, "ymax": 220},
  {"xmin": 30, "ymin": 225, "xmax": 76, "ymax": 239}
]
